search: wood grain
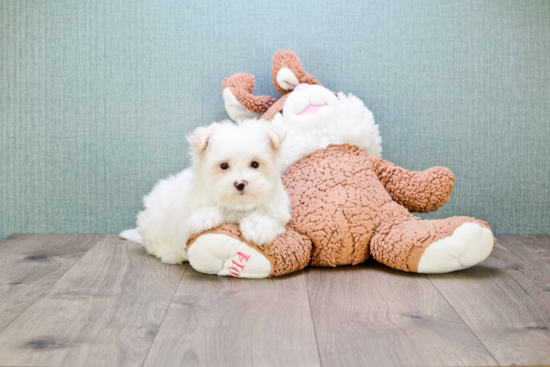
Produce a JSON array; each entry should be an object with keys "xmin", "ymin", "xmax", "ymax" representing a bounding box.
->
[
  {"xmin": 143, "ymin": 266, "xmax": 321, "ymax": 367},
  {"xmin": 0, "ymin": 234, "xmax": 102, "ymax": 334},
  {"xmin": 428, "ymin": 236, "xmax": 550, "ymax": 366},
  {"xmin": 498, "ymin": 235, "xmax": 550, "ymax": 273},
  {"xmin": 1, "ymin": 234, "xmax": 549, "ymax": 367},
  {"xmin": 0, "ymin": 235, "xmax": 185, "ymax": 367},
  {"xmin": 305, "ymin": 263, "xmax": 497, "ymax": 367}
]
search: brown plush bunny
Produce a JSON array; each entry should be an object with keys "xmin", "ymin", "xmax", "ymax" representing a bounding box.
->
[
  {"xmin": 221, "ymin": 51, "xmax": 322, "ymax": 122},
  {"xmin": 185, "ymin": 51, "xmax": 494, "ymax": 278}
]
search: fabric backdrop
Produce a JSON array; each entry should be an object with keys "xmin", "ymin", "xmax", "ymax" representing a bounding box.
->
[{"xmin": 1, "ymin": 0, "xmax": 549, "ymax": 240}]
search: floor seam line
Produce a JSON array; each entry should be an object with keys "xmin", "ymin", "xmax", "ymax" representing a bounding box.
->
[
  {"xmin": 426, "ymin": 274, "xmax": 501, "ymax": 367},
  {"xmin": 0, "ymin": 234, "xmax": 105, "ymax": 336},
  {"xmin": 304, "ymin": 270, "xmax": 324, "ymax": 367},
  {"xmin": 497, "ymin": 239, "xmax": 539, "ymax": 269},
  {"xmin": 140, "ymin": 264, "xmax": 188, "ymax": 367}
]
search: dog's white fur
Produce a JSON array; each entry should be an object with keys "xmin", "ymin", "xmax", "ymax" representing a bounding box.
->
[{"xmin": 121, "ymin": 120, "xmax": 290, "ymax": 264}]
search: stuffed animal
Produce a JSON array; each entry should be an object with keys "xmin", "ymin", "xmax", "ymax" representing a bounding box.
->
[{"xmin": 184, "ymin": 51, "xmax": 495, "ymax": 278}]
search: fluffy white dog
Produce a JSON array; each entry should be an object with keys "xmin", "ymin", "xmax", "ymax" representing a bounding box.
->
[{"xmin": 120, "ymin": 120, "xmax": 290, "ymax": 265}]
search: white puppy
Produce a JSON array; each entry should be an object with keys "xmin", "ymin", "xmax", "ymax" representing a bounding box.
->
[{"xmin": 120, "ymin": 119, "xmax": 290, "ymax": 264}]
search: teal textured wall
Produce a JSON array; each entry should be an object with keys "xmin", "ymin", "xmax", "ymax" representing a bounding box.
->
[{"xmin": 1, "ymin": 0, "xmax": 549, "ymax": 240}]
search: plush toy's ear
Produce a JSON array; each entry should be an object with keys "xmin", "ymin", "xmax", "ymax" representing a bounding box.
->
[
  {"xmin": 222, "ymin": 73, "xmax": 277, "ymax": 122},
  {"xmin": 260, "ymin": 94, "xmax": 288, "ymax": 122},
  {"xmin": 186, "ymin": 124, "xmax": 216, "ymax": 154},
  {"xmin": 266, "ymin": 124, "xmax": 286, "ymax": 151},
  {"xmin": 272, "ymin": 51, "xmax": 322, "ymax": 95}
]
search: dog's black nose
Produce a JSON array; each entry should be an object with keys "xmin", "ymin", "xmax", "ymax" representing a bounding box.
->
[{"xmin": 235, "ymin": 181, "xmax": 247, "ymax": 191}]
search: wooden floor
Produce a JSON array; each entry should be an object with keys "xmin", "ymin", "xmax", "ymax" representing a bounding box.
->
[{"xmin": 0, "ymin": 235, "xmax": 548, "ymax": 367}]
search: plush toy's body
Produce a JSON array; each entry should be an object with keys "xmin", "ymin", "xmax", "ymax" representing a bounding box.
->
[{"xmin": 184, "ymin": 51, "xmax": 495, "ymax": 278}]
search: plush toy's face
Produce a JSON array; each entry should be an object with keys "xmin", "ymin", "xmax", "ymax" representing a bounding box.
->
[
  {"xmin": 271, "ymin": 83, "xmax": 382, "ymax": 174},
  {"xmin": 282, "ymin": 84, "xmax": 340, "ymax": 126},
  {"xmin": 221, "ymin": 51, "xmax": 382, "ymax": 174}
]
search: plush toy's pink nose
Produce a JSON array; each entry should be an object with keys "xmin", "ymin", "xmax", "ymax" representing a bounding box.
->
[{"xmin": 294, "ymin": 83, "xmax": 310, "ymax": 92}]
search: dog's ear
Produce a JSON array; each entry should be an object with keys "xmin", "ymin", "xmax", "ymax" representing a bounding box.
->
[
  {"xmin": 186, "ymin": 124, "xmax": 216, "ymax": 154},
  {"xmin": 222, "ymin": 73, "xmax": 277, "ymax": 122},
  {"xmin": 267, "ymin": 124, "xmax": 286, "ymax": 151}
]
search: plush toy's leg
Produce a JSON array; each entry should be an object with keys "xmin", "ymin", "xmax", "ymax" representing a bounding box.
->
[
  {"xmin": 371, "ymin": 205, "xmax": 495, "ymax": 273},
  {"xmin": 185, "ymin": 224, "xmax": 312, "ymax": 278}
]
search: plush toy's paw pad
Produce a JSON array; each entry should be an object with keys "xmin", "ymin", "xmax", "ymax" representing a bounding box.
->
[
  {"xmin": 188, "ymin": 234, "xmax": 271, "ymax": 278},
  {"xmin": 239, "ymin": 216, "xmax": 286, "ymax": 245},
  {"xmin": 417, "ymin": 223, "xmax": 494, "ymax": 274}
]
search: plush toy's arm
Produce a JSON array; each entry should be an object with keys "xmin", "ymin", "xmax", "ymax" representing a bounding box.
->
[{"xmin": 370, "ymin": 156, "xmax": 455, "ymax": 213}]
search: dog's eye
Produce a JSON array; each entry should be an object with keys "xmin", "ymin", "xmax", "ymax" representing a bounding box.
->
[
  {"xmin": 220, "ymin": 162, "xmax": 229, "ymax": 170},
  {"xmin": 250, "ymin": 161, "xmax": 259, "ymax": 169}
]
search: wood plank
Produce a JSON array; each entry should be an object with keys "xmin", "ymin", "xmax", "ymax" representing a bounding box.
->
[
  {"xmin": 143, "ymin": 266, "xmax": 321, "ymax": 367},
  {"xmin": 0, "ymin": 234, "xmax": 102, "ymax": 333},
  {"xmin": 0, "ymin": 235, "xmax": 185, "ymax": 367},
  {"xmin": 498, "ymin": 235, "xmax": 550, "ymax": 273},
  {"xmin": 305, "ymin": 263, "xmax": 497, "ymax": 367},
  {"xmin": 428, "ymin": 237, "xmax": 550, "ymax": 367}
]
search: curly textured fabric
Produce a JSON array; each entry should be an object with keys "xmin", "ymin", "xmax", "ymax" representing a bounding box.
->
[
  {"xmin": 221, "ymin": 73, "xmax": 276, "ymax": 114},
  {"xmin": 284, "ymin": 144, "xmax": 394, "ymax": 266},
  {"xmin": 187, "ymin": 144, "xmax": 493, "ymax": 276},
  {"xmin": 271, "ymin": 51, "xmax": 322, "ymax": 95},
  {"xmin": 261, "ymin": 225, "xmax": 312, "ymax": 276},
  {"xmin": 186, "ymin": 224, "xmax": 312, "ymax": 277},
  {"xmin": 371, "ymin": 216, "xmax": 492, "ymax": 272},
  {"xmin": 260, "ymin": 94, "xmax": 288, "ymax": 122},
  {"xmin": 370, "ymin": 156, "xmax": 455, "ymax": 213}
]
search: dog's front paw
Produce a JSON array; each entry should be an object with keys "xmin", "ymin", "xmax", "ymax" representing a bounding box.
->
[
  {"xmin": 239, "ymin": 215, "xmax": 286, "ymax": 245},
  {"xmin": 185, "ymin": 207, "xmax": 223, "ymax": 235}
]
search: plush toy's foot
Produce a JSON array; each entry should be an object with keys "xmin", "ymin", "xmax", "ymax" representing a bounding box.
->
[
  {"xmin": 416, "ymin": 222, "xmax": 494, "ymax": 273},
  {"xmin": 188, "ymin": 233, "xmax": 271, "ymax": 278},
  {"xmin": 371, "ymin": 216, "xmax": 495, "ymax": 273},
  {"xmin": 186, "ymin": 224, "xmax": 313, "ymax": 278}
]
